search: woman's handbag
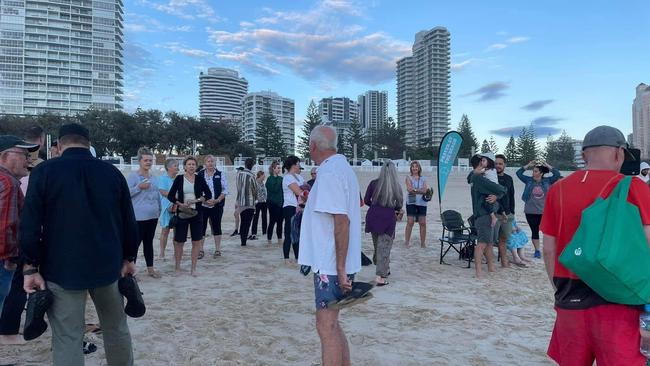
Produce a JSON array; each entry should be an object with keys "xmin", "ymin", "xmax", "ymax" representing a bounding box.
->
[
  {"xmin": 422, "ymin": 187, "xmax": 434, "ymax": 202},
  {"xmin": 559, "ymin": 176, "xmax": 650, "ymax": 305},
  {"xmin": 177, "ymin": 206, "xmax": 198, "ymax": 220}
]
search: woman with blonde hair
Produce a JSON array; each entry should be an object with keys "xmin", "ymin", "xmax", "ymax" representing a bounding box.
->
[
  {"xmin": 127, "ymin": 148, "xmax": 161, "ymax": 278},
  {"xmin": 364, "ymin": 160, "xmax": 404, "ymax": 286},
  {"xmin": 404, "ymin": 160, "xmax": 429, "ymax": 247},
  {"xmin": 158, "ymin": 159, "xmax": 179, "ymax": 261},
  {"xmin": 198, "ymin": 155, "xmax": 227, "ymax": 258}
]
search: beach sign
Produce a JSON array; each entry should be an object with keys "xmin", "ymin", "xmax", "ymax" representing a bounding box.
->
[{"xmin": 437, "ymin": 131, "xmax": 463, "ymax": 211}]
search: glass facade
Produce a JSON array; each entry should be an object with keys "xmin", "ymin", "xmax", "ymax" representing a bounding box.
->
[{"xmin": 0, "ymin": 0, "xmax": 123, "ymax": 115}]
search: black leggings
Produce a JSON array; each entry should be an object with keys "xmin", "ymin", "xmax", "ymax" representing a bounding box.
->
[
  {"xmin": 137, "ymin": 218, "xmax": 158, "ymax": 267},
  {"xmin": 201, "ymin": 205, "xmax": 224, "ymax": 236},
  {"xmin": 525, "ymin": 214, "xmax": 543, "ymax": 240},
  {"xmin": 283, "ymin": 206, "xmax": 298, "ymax": 259},
  {"xmin": 267, "ymin": 202, "xmax": 283, "ymax": 240},
  {"xmin": 0, "ymin": 265, "xmax": 26, "ymax": 335},
  {"xmin": 252, "ymin": 202, "xmax": 268, "ymax": 236},
  {"xmin": 239, "ymin": 208, "xmax": 255, "ymax": 246}
]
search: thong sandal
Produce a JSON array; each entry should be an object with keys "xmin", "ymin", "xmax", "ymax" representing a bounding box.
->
[
  {"xmin": 198, "ymin": 250, "xmax": 205, "ymax": 260},
  {"xmin": 83, "ymin": 341, "xmax": 97, "ymax": 355},
  {"xmin": 213, "ymin": 250, "xmax": 221, "ymax": 258},
  {"xmin": 327, "ymin": 282, "xmax": 374, "ymax": 310}
]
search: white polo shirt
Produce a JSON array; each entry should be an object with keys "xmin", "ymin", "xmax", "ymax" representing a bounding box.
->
[{"xmin": 298, "ymin": 154, "xmax": 361, "ymax": 275}]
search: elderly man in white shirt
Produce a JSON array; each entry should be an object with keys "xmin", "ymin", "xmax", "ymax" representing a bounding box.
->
[{"xmin": 298, "ymin": 125, "xmax": 361, "ymax": 366}]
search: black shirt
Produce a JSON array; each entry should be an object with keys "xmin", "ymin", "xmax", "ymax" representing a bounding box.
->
[
  {"xmin": 497, "ymin": 173, "xmax": 515, "ymax": 215},
  {"xmin": 20, "ymin": 148, "xmax": 138, "ymax": 290}
]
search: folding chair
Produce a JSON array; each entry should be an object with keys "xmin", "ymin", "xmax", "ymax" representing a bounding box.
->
[{"xmin": 439, "ymin": 210, "xmax": 476, "ymax": 268}]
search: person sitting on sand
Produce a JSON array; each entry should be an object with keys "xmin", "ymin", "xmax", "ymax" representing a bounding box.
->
[{"xmin": 506, "ymin": 220, "xmax": 530, "ymax": 266}]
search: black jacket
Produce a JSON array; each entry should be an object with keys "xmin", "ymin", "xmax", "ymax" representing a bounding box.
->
[
  {"xmin": 167, "ymin": 174, "xmax": 212, "ymax": 204},
  {"xmin": 497, "ymin": 173, "xmax": 515, "ymax": 215},
  {"xmin": 20, "ymin": 148, "xmax": 138, "ymax": 290}
]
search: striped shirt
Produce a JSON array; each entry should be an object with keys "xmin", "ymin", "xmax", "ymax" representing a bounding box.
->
[
  {"xmin": 0, "ymin": 166, "xmax": 23, "ymax": 260},
  {"xmin": 256, "ymin": 180, "xmax": 267, "ymax": 203},
  {"xmin": 236, "ymin": 169, "xmax": 257, "ymax": 209}
]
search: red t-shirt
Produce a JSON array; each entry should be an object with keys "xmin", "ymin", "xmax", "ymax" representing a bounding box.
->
[{"xmin": 540, "ymin": 170, "xmax": 650, "ymax": 308}]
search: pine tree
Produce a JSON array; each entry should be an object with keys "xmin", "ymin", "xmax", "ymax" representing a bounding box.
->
[
  {"xmin": 488, "ymin": 136, "xmax": 499, "ymax": 153},
  {"xmin": 517, "ymin": 124, "xmax": 539, "ymax": 164},
  {"xmin": 481, "ymin": 139, "xmax": 490, "ymax": 153},
  {"xmin": 256, "ymin": 107, "xmax": 287, "ymax": 158},
  {"xmin": 503, "ymin": 135, "xmax": 518, "ymax": 164},
  {"xmin": 457, "ymin": 114, "xmax": 478, "ymax": 158},
  {"xmin": 297, "ymin": 100, "xmax": 321, "ymax": 161},
  {"xmin": 545, "ymin": 130, "xmax": 576, "ymax": 170},
  {"xmin": 345, "ymin": 117, "xmax": 365, "ymax": 159}
]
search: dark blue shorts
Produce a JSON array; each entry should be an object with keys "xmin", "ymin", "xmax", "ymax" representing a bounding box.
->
[
  {"xmin": 313, "ymin": 273, "xmax": 355, "ymax": 310},
  {"xmin": 406, "ymin": 204, "xmax": 427, "ymax": 219}
]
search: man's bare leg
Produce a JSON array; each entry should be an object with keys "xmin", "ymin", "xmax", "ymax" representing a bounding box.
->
[
  {"xmin": 475, "ymin": 242, "xmax": 487, "ymax": 278},
  {"xmin": 316, "ymin": 308, "xmax": 349, "ymax": 366},
  {"xmin": 486, "ymin": 244, "xmax": 496, "ymax": 272},
  {"xmin": 498, "ymin": 237, "xmax": 510, "ymax": 268}
]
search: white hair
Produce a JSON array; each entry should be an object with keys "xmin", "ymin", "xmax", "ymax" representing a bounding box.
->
[{"xmin": 310, "ymin": 125, "xmax": 337, "ymax": 152}]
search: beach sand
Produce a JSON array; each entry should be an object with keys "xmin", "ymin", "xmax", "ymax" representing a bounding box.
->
[{"xmin": 1, "ymin": 168, "xmax": 556, "ymax": 365}]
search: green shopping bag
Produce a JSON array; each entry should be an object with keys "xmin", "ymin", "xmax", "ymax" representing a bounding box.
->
[{"xmin": 559, "ymin": 176, "xmax": 650, "ymax": 305}]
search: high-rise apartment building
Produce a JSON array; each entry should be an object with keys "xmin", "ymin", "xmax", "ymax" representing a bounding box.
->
[
  {"xmin": 358, "ymin": 90, "xmax": 387, "ymax": 145},
  {"xmin": 0, "ymin": 0, "xmax": 124, "ymax": 115},
  {"xmin": 242, "ymin": 91, "xmax": 295, "ymax": 155},
  {"xmin": 397, "ymin": 27, "xmax": 450, "ymax": 147},
  {"xmin": 318, "ymin": 97, "xmax": 358, "ymax": 138},
  {"xmin": 633, "ymin": 83, "xmax": 650, "ymax": 159},
  {"xmin": 199, "ymin": 67, "xmax": 248, "ymax": 122}
]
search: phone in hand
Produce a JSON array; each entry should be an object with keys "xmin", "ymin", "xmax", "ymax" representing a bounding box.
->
[{"xmin": 620, "ymin": 148, "xmax": 641, "ymax": 176}]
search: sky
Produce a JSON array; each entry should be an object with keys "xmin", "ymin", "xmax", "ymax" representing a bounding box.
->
[{"xmin": 122, "ymin": 0, "xmax": 650, "ymax": 149}]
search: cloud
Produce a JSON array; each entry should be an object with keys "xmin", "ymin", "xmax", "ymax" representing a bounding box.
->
[
  {"xmin": 162, "ymin": 42, "xmax": 211, "ymax": 58},
  {"xmin": 451, "ymin": 59, "xmax": 473, "ymax": 71},
  {"xmin": 486, "ymin": 35, "xmax": 530, "ymax": 51},
  {"xmin": 521, "ymin": 99, "xmax": 554, "ymax": 111},
  {"xmin": 508, "ymin": 36, "xmax": 530, "ymax": 44},
  {"xmin": 462, "ymin": 82, "xmax": 509, "ymax": 102},
  {"xmin": 137, "ymin": 0, "xmax": 224, "ymax": 23},
  {"xmin": 123, "ymin": 41, "xmax": 157, "ymax": 108},
  {"xmin": 531, "ymin": 116, "xmax": 564, "ymax": 125},
  {"xmin": 490, "ymin": 115, "xmax": 564, "ymax": 137},
  {"xmin": 124, "ymin": 13, "xmax": 193, "ymax": 33},
  {"xmin": 206, "ymin": 1, "xmax": 410, "ymax": 84},
  {"xmin": 491, "ymin": 126, "xmax": 562, "ymax": 137}
]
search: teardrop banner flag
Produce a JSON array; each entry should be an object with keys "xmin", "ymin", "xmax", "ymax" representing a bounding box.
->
[{"xmin": 437, "ymin": 131, "xmax": 464, "ymax": 213}]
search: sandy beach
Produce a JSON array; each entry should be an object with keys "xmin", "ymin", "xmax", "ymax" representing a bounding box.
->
[{"xmin": 0, "ymin": 168, "xmax": 557, "ymax": 365}]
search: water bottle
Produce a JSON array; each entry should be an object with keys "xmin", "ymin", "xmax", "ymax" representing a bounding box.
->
[{"xmin": 640, "ymin": 304, "xmax": 650, "ymax": 358}]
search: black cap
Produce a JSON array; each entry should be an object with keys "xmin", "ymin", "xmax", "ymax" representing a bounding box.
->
[
  {"xmin": 58, "ymin": 123, "xmax": 89, "ymax": 140},
  {"xmin": 0, "ymin": 135, "xmax": 40, "ymax": 152}
]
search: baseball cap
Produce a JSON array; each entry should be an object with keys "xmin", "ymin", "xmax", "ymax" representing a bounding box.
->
[
  {"xmin": 479, "ymin": 151, "xmax": 495, "ymax": 162},
  {"xmin": 58, "ymin": 123, "xmax": 90, "ymax": 140},
  {"xmin": 582, "ymin": 125, "xmax": 635, "ymax": 161},
  {"xmin": 0, "ymin": 135, "xmax": 40, "ymax": 153}
]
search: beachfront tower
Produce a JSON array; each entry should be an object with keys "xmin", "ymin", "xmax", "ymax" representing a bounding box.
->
[
  {"xmin": 633, "ymin": 83, "xmax": 650, "ymax": 159},
  {"xmin": 199, "ymin": 67, "xmax": 248, "ymax": 123}
]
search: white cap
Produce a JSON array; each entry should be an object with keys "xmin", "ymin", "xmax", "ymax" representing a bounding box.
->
[
  {"xmin": 479, "ymin": 152, "xmax": 495, "ymax": 162},
  {"xmin": 641, "ymin": 162, "xmax": 650, "ymax": 171}
]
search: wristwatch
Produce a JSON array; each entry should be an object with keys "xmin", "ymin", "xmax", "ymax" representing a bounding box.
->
[{"xmin": 23, "ymin": 268, "xmax": 39, "ymax": 276}]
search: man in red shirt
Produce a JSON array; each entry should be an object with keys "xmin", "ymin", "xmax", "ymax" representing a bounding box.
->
[
  {"xmin": 0, "ymin": 136, "xmax": 38, "ymax": 309},
  {"xmin": 540, "ymin": 125, "xmax": 650, "ymax": 366}
]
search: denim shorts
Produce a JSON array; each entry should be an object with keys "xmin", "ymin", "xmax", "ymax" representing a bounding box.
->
[{"xmin": 313, "ymin": 273, "xmax": 355, "ymax": 310}]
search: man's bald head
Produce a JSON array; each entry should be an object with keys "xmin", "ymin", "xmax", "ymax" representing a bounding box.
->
[{"xmin": 583, "ymin": 145, "xmax": 625, "ymax": 171}]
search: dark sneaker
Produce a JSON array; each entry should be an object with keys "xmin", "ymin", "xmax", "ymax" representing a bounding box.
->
[
  {"xmin": 23, "ymin": 289, "xmax": 54, "ymax": 341},
  {"xmin": 534, "ymin": 250, "xmax": 541, "ymax": 259},
  {"xmin": 230, "ymin": 230, "xmax": 238, "ymax": 237},
  {"xmin": 118, "ymin": 275, "xmax": 146, "ymax": 318}
]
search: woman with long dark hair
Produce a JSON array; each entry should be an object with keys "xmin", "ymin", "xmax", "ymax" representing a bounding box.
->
[
  {"xmin": 281, "ymin": 156, "xmax": 304, "ymax": 264},
  {"xmin": 167, "ymin": 156, "xmax": 211, "ymax": 276},
  {"xmin": 266, "ymin": 161, "xmax": 284, "ymax": 246}
]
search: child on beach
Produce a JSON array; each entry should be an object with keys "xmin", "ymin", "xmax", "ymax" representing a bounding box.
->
[{"xmin": 507, "ymin": 220, "xmax": 531, "ymax": 265}]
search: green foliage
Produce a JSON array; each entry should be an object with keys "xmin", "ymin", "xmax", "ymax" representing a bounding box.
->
[
  {"xmin": 480, "ymin": 139, "xmax": 490, "ymax": 153},
  {"xmin": 297, "ymin": 100, "xmax": 321, "ymax": 160},
  {"xmin": 255, "ymin": 108, "xmax": 287, "ymax": 159},
  {"xmin": 345, "ymin": 117, "xmax": 366, "ymax": 159},
  {"xmin": 516, "ymin": 124, "xmax": 539, "ymax": 165},
  {"xmin": 545, "ymin": 131, "xmax": 576, "ymax": 170},
  {"xmin": 457, "ymin": 114, "xmax": 478, "ymax": 158},
  {"xmin": 488, "ymin": 136, "xmax": 499, "ymax": 153},
  {"xmin": 0, "ymin": 109, "xmax": 250, "ymax": 162},
  {"xmin": 503, "ymin": 135, "xmax": 519, "ymax": 165},
  {"xmin": 372, "ymin": 118, "xmax": 406, "ymax": 159}
]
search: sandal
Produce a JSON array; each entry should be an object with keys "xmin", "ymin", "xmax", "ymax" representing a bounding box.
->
[
  {"xmin": 85, "ymin": 323, "xmax": 102, "ymax": 335},
  {"xmin": 327, "ymin": 282, "xmax": 374, "ymax": 310},
  {"xmin": 213, "ymin": 251, "xmax": 221, "ymax": 258},
  {"xmin": 148, "ymin": 270, "xmax": 161, "ymax": 279},
  {"xmin": 83, "ymin": 341, "xmax": 97, "ymax": 355},
  {"xmin": 198, "ymin": 250, "xmax": 205, "ymax": 260}
]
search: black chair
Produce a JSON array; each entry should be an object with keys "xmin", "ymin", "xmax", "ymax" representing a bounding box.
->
[{"xmin": 439, "ymin": 210, "xmax": 476, "ymax": 268}]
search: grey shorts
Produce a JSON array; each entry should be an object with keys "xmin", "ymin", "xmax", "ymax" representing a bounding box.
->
[{"xmin": 475, "ymin": 214, "xmax": 495, "ymax": 245}]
